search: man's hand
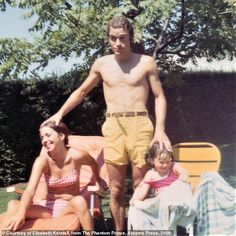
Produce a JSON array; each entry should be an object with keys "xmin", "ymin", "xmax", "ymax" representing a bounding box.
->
[
  {"xmin": 152, "ymin": 130, "xmax": 172, "ymax": 152},
  {"xmin": 40, "ymin": 113, "xmax": 62, "ymax": 127}
]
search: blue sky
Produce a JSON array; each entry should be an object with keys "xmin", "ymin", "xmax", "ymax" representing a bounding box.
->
[
  {"xmin": 0, "ymin": 7, "xmax": 235, "ymax": 76},
  {"xmin": 0, "ymin": 7, "xmax": 35, "ymax": 38},
  {"xmin": 0, "ymin": 7, "xmax": 78, "ymax": 77}
]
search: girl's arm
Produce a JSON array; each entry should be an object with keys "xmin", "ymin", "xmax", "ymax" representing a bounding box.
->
[
  {"xmin": 129, "ymin": 171, "xmax": 152, "ymax": 203},
  {"xmin": 5, "ymin": 156, "xmax": 47, "ymax": 231},
  {"xmin": 173, "ymin": 163, "xmax": 189, "ymax": 182}
]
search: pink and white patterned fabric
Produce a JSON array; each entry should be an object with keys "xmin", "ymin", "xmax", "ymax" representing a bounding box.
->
[
  {"xmin": 38, "ymin": 169, "xmax": 80, "ymax": 218},
  {"xmin": 44, "ymin": 169, "xmax": 79, "ymax": 188},
  {"xmin": 39, "ymin": 199, "xmax": 68, "ymax": 218}
]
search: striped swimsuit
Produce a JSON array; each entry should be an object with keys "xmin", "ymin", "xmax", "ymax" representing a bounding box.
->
[{"xmin": 39, "ymin": 169, "xmax": 79, "ymax": 218}]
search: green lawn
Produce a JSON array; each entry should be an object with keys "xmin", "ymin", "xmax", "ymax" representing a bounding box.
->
[
  {"xmin": 0, "ymin": 188, "xmax": 16, "ymax": 213},
  {"xmin": 0, "ymin": 183, "xmax": 26, "ymax": 214}
]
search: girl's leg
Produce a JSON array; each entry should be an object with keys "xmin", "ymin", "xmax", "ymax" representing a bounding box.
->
[{"xmin": 60, "ymin": 195, "xmax": 93, "ymax": 231}]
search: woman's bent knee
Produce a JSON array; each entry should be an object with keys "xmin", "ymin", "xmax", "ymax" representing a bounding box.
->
[
  {"xmin": 7, "ymin": 200, "xmax": 20, "ymax": 211},
  {"xmin": 70, "ymin": 196, "xmax": 88, "ymax": 212}
]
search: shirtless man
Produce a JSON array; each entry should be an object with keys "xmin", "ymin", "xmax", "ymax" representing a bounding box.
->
[{"xmin": 43, "ymin": 15, "xmax": 172, "ymax": 231}]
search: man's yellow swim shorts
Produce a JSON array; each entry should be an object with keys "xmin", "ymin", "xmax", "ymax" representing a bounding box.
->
[{"xmin": 102, "ymin": 111, "xmax": 154, "ymax": 168}]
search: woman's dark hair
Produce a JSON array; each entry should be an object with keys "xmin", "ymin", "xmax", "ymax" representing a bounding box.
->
[
  {"xmin": 145, "ymin": 141, "xmax": 173, "ymax": 168},
  {"xmin": 106, "ymin": 15, "xmax": 134, "ymax": 45},
  {"xmin": 40, "ymin": 121, "xmax": 70, "ymax": 145}
]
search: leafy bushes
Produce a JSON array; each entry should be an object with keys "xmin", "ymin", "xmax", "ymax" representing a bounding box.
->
[
  {"xmin": 0, "ymin": 139, "xmax": 25, "ymax": 186},
  {"xmin": 0, "ymin": 72, "xmax": 105, "ymax": 187},
  {"xmin": 0, "ymin": 71, "xmax": 235, "ymax": 187}
]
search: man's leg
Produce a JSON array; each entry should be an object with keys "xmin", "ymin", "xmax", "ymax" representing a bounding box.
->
[
  {"xmin": 132, "ymin": 164, "xmax": 149, "ymax": 189},
  {"xmin": 106, "ymin": 163, "xmax": 127, "ymax": 231}
]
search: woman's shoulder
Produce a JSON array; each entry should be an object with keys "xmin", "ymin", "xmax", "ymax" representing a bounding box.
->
[
  {"xmin": 32, "ymin": 154, "xmax": 49, "ymax": 173},
  {"xmin": 35, "ymin": 154, "xmax": 48, "ymax": 164},
  {"xmin": 68, "ymin": 147, "xmax": 89, "ymax": 161}
]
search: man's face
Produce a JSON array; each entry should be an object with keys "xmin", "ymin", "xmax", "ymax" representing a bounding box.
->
[{"xmin": 108, "ymin": 27, "xmax": 131, "ymax": 55}]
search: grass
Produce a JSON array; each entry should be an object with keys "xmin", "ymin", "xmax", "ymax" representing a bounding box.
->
[
  {"xmin": 0, "ymin": 189, "xmax": 16, "ymax": 213},
  {"xmin": 0, "ymin": 183, "xmax": 27, "ymax": 214}
]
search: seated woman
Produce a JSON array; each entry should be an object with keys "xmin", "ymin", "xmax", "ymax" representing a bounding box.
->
[{"xmin": 0, "ymin": 121, "xmax": 106, "ymax": 232}]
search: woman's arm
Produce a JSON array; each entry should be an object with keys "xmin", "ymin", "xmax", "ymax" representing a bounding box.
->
[
  {"xmin": 5, "ymin": 156, "xmax": 47, "ymax": 231},
  {"xmin": 73, "ymin": 149, "xmax": 107, "ymax": 190}
]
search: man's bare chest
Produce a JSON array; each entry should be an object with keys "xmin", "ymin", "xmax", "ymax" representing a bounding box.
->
[{"xmin": 100, "ymin": 64, "xmax": 147, "ymax": 86}]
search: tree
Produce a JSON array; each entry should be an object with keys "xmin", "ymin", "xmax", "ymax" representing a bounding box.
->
[{"xmin": 0, "ymin": 0, "xmax": 235, "ymax": 79}]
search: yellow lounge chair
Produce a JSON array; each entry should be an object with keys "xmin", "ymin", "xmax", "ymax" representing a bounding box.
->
[
  {"xmin": 173, "ymin": 142, "xmax": 221, "ymax": 190},
  {"xmin": 172, "ymin": 142, "xmax": 221, "ymax": 235}
]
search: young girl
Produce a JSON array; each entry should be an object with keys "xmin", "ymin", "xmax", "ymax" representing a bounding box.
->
[
  {"xmin": 1, "ymin": 121, "xmax": 106, "ymax": 232},
  {"xmin": 130, "ymin": 141, "xmax": 188, "ymax": 203}
]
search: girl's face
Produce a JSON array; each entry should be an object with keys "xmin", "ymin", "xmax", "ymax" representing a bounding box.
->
[
  {"xmin": 153, "ymin": 155, "xmax": 172, "ymax": 174},
  {"xmin": 40, "ymin": 126, "xmax": 64, "ymax": 152}
]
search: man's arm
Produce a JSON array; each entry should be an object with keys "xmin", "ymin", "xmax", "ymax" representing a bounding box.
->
[
  {"xmin": 147, "ymin": 57, "xmax": 172, "ymax": 151},
  {"xmin": 42, "ymin": 61, "xmax": 101, "ymax": 125}
]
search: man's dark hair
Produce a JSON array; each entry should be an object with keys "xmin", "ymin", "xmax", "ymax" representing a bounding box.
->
[{"xmin": 107, "ymin": 15, "xmax": 134, "ymax": 44}]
